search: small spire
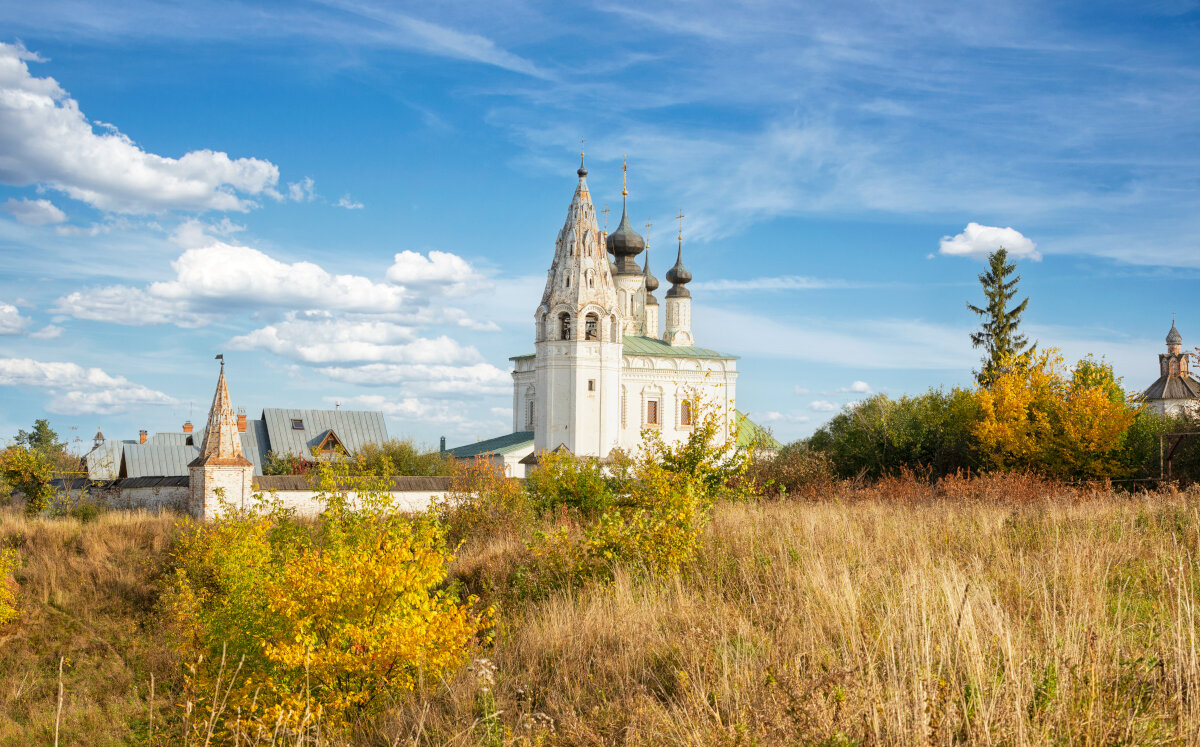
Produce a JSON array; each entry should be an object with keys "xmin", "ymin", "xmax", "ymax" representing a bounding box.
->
[
  {"xmin": 676, "ymin": 209, "xmax": 685, "ymax": 241},
  {"xmin": 577, "ymin": 138, "xmax": 587, "ymax": 178},
  {"xmin": 621, "ymin": 156, "xmax": 628, "ymax": 197}
]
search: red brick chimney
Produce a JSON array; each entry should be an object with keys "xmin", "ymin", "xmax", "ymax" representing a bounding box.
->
[
  {"xmin": 139, "ymin": 430, "xmax": 147, "ymax": 444},
  {"xmin": 182, "ymin": 421, "xmax": 194, "ymax": 433},
  {"xmin": 237, "ymin": 408, "xmax": 247, "ymax": 433}
]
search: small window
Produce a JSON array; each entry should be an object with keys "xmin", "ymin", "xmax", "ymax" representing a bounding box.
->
[
  {"xmin": 291, "ymin": 419, "xmax": 304, "ymax": 430},
  {"xmin": 527, "ymin": 400, "xmax": 535, "ymax": 429},
  {"xmin": 646, "ymin": 400, "xmax": 659, "ymax": 426},
  {"xmin": 588, "ymin": 379, "xmax": 596, "ymax": 392},
  {"xmin": 585, "ymin": 313, "xmax": 598, "ymax": 340},
  {"xmin": 680, "ymin": 400, "xmax": 693, "ymax": 427},
  {"xmin": 559, "ymin": 313, "xmax": 572, "ymax": 340}
]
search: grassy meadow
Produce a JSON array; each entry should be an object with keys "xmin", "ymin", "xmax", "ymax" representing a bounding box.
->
[{"xmin": 3, "ymin": 479, "xmax": 1200, "ymax": 745}]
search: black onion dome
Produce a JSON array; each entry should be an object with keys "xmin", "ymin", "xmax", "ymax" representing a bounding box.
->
[
  {"xmin": 577, "ymin": 152, "xmax": 588, "ymax": 178},
  {"xmin": 643, "ymin": 246, "xmax": 659, "ymax": 299},
  {"xmin": 606, "ymin": 205, "xmax": 645, "ymax": 274},
  {"xmin": 1168, "ymin": 321, "xmax": 1183, "ymax": 345},
  {"xmin": 665, "ymin": 239, "xmax": 692, "ymax": 298}
]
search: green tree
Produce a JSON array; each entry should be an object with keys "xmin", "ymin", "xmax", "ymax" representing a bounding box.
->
[
  {"xmin": 968, "ymin": 248, "xmax": 1034, "ymax": 385},
  {"xmin": 14, "ymin": 418, "xmax": 65, "ymax": 454}
]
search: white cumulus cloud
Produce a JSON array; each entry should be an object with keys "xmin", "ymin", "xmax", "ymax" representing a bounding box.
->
[
  {"xmin": 387, "ymin": 250, "xmax": 489, "ymax": 296},
  {"xmin": 3, "ymin": 197, "xmax": 65, "ymax": 225},
  {"xmin": 939, "ymin": 222, "xmax": 1040, "ymax": 261},
  {"xmin": 0, "ymin": 357, "xmax": 176, "ymax": 415},
  {"xmin": 0, "ymin": 302, "xmax": 31, "ymax": 334},
  {"xmin": 336, "ymin": 194, "xmax": 364, "ymax": 210},
  {"xmin": 838, "ymin": 380, "xmax": 872, "ymax": 394},
  {"xmin": 809, "ymin": 400, "xmax": 838, "ymax": 412},
  {"xmin": 230, "ymin": 317, "xmax": 481, "ymax": 365},
  {"xmin": 0, "ymin": 42, "xmax": 279, "ymax": 213}
]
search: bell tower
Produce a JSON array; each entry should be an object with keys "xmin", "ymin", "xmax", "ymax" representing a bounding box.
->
[{"xmin": 533, "ymin": 152, "xmax": 624, "ymax": 456}]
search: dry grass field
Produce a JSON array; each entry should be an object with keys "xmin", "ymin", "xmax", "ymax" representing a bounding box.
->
[{"xmin": 3, "ymin": 479, "xmax": 1200, "ymax": 745}]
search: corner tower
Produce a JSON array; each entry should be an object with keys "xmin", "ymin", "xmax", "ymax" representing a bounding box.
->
[
  {"xmin": 533, "ymin": 154, "xmax": 623, "ymax": 456},
  {"xmin": 663, "ymin": 216, "xmax": 694, "ymax": 346},
  {"xmin": 188, "ymin": 358, "xmax": 254, "ymax": 519}
]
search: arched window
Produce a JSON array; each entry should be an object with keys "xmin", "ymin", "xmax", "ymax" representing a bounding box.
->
[
  {"xmin": 526, "ymin": 399, "xmax": 535, "ymax": 429},
  {"xmin": 559, "ymin": 312, "xmax": 572, "ymax": 340},
  {"xmin": 588, "ymin": 270, "xmax": 595, "ymax": 288},
  {"xmin": 610, "ymin": 315, "xmax": 618, "ymax": 342},
  {"xmin": 585, "ymin": 312, "xmax": 599, "ymax": 340},
  {"xmin": 680, "ymin": 399, "xmax": 693, "ymax": 427}
]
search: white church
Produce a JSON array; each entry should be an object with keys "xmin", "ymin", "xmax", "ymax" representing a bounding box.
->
[{"xmin": 447, "ymin": 155, "xmax": 770, "ymax": 475}]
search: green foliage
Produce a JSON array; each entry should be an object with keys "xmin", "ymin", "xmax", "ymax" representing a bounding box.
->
[
  {"xmin": 524, "ymin": 449, "xmax": 614, "ymax": 518},
  {"xmin": 356, "ymin": 438, "xmax": 454, "ymax": 476},
  {"xmin": 14, "ymin": 418, "xmax": 65, "ymax": 454},
  {"xmin": 259, "ymin": 450, "xmax": 314, "ymax": 476},
  {"xmin": 0, "ymin": 446, "xmax": 57, "ymax": 516},
  {"xmin": 968, "ymin": 248, "xmax": 1034, "ymax": 385},
  {"xmin": 0, "ymin": 548, "xmax": 18, "ymax": 627},
  {"xmin": 168, "ymin": 462, "xmax": 484, "ymax": 737},
  {"xmin": 808, "ymin": 388, "xmax": 982, "ymax": 479}
]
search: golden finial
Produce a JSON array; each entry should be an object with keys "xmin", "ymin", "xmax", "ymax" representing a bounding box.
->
[
  {"xmin": 602, "ymin": 203, "xmax": 609, "ymax": 233},
  {"xmin": 580, "ymin": 137, "xmax": 585, "ymax": 159},
  {"xmin": 622, "ymin": 155, "xmax": 628, "ymax": 197},
  {"xmin": 645, "ymin": 219, "xmax": 653, "ymax": 246},
  {"xmin": 676, "ymin": 209, "xmax": 685, "ymax": 240}
]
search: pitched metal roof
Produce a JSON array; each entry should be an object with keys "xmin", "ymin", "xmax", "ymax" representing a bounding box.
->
[
  {"xmin": 735, "ymin": 410, "xmax": 782, "ymax": 449},
  {"xmin": 447, "ymin": 431, "xmax": 534, "ymax": 458},
  {"xmin": 260, "ymin": 409, "xmax": 389, "ymax": 461},
  {"xmin": 148, "ymin": 432, "xmax": 194, "ymax": 446},
  {"xmin": 122, "ymin": 443, "xmax": 200, "ymax": 478},
  {"xmin": 240, "ymin": 419, "xmax": 270, "ymax": 475},
  {"xmin": 85, "ymin": 439, "xmax": 131, "ymax": 479},
  {"xmin": 622, "ymin": 335, "xmax": 738, "ymax": 360},
  {"xmin": 1142, "ymin": 374, "xmax": 1200, "ymax": 401}
]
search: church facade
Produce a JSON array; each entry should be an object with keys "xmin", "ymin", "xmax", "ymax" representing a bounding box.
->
[{"xmin": 505, "ymin": 155, "xmax": 740, "ymax": 460}]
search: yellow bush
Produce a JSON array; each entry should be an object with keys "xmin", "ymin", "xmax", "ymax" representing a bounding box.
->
[
  {"xmin": 974, "ymin": 349, "xmax": 1138, "ymax": 478},
  {"xmin": 169, "ymin": 468, "xmax": 485, "ymax": 739},
  {"xmin": 0, "ymin": 548, "xmax": 17, "ymax": 626}
]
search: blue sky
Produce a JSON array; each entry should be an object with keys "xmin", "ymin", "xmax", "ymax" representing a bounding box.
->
[{"xmin": 1, "ymin": 0, "xmax": 1198, "ymax": 453}]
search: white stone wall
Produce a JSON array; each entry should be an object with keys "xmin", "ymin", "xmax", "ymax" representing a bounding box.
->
[
  {"xmin": 1148, "ymin": 398, "xmax": 1200, "ymax": 419},
  {"xmin": 618, "ymin": 354, "xmax": 738, "ymax": 452},
  {"xmin": 107, "ymin": 485, "xmax": 189, "ymax": 512},
  {"xmin": 535, "ymin": 337, "xmax": 623, "ymax": 456},
  {"xmin": 252, "ymin": 489, "xmax": 447, "ymax": 517},
  {"xmin": 644, "ymin": 302, "xmax": 659, "ymax": 339}
]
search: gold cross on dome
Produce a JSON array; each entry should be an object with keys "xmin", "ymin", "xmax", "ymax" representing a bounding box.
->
[
  {"xmin": 676, "ymin": 210, "xmax": 685, "ymax": 238},
  {"xmin": 602, "ymin": 204, "xmax": 610, "ymax": 232},
  {"xmin": 579, "ymin": 137, "xmax": 585, "ymax": 158}
]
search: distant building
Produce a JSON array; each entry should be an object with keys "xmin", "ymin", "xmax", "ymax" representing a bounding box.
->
[
  {"xmin": 84, "ymin": 397, "xmax": 389, "ymax": 480},
  {"xmin": 1141, "ymin": 320, "xmax": 1200, "ymax": 418},
  {"xmin": 446, "ymin": 155, "xmax": 775, "ymax": 473}
]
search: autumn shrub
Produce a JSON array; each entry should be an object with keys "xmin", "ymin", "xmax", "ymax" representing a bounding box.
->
[
  {"xmin": 259, "ymin": 450, "xmax": 316, "ymax": 476},
  {"xmin": 975, "ymin": 349, "xmax": 1139, "ymax": 478},
  {"xmin": 0, "ymin": 446, "xmax": 56, "ymax": 516},
  {"xmin": 0, "ymin": 548, "xmax": 17, "ymax": 627},
  {"xmin": 745, "ymin": 441, "xmax": 837, "ymax": 499},
  {"xmin": 168, "ymin": 464, "xmax": 486, "ymax": 739},
  {"xmin": 437, "ymin": 456, "xmax": 534, "ymax": 549}
]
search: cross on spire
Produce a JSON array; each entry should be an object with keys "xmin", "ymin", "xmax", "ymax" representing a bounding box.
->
[
  {"xmin": 622, "ymin": 156, "xmax": 628, "ymax": 197},
  {"xmin": 602, "ymin": 204, "xmax": 609, "ymax": 233},
  {"xmin": 676, "ymin": 210, "xmax": 685, "ymax": 239}
]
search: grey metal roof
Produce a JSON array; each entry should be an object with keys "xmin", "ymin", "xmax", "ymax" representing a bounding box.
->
[
  {"xmin": 447, "ymin": 431, "xmax": 534, "ymax": 458},
  {"xmin": 240, "ymin": 419, "xmax": 270, "ymax": 475},
  {"xmin": 85, "ymin": 439, "xmax": 134, "ymax": 480},
  {"xmin": 120, "ymin": 476, "xmax": 190, "ymax": 489},
  {"xmin": 148, "ymin": 432, "xmax": 194, "ymax": 447},
  {"xmin": 1143, "ymin": 374, "xmax": 1200, "ymax": 401},
  {"xmin": 260, "ymin": 408, "xmax": 389, "ymax": 461},
  {"xmin": 121, "ymin": 443, "xmax": 200, "ymax": 478}
]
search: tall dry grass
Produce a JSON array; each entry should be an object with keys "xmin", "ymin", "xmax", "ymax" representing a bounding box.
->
[
  {"xmin": 379, "ymin": 485, "xmax": 1200, "ymax": 745},
  {"xmin": 0, "ymin": 506, "xmax": 183, "ymax": 745}
]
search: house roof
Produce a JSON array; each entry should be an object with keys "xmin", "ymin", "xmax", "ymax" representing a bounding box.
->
[
  {"xmin": 123, "ymin": 443, "xmax": 200, "ymax": 478},
  {"xmin": 260, "ymin": 409, "xmax": 388, "ymax": 461},
  {"xmin": 446, "ymin": 431, "xmax": 534, "ymax": 458},
  {"xmin": 1142, "ymin": 374, "xmax": 1200, "ymax": 401},
  {"xmin": 85, "ymin": 439, "xmax": 132, "ymax": 480}
]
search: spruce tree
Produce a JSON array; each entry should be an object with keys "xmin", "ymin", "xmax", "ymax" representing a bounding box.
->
[{"xmin": 967, "ymin": 247, "xmax": 1033, "ymax": 385}]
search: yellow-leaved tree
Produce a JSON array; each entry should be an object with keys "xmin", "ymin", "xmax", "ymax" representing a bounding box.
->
[
  {"xmin": 168, "ymin": 463, "xmax": 485, "ymax": 740},
  {"xmin": 973, "ymin": 349, "xmax": 1138, "ymax": 478}
]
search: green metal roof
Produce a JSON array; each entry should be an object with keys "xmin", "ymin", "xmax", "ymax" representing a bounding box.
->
[
  {"xmin": 623, "ymin": 335, "xmax": 738, "ymax": 359},
  {"xmin": 510, "ymin": 353, "xmax": 535, "ymax": 361},
  {"xmin": 446, "ymin": 431, "xmax": 534, "ymax": 458},
  {"xmin": 735, "ymin": 410, "xmax": 782, "ymax": 450}
]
